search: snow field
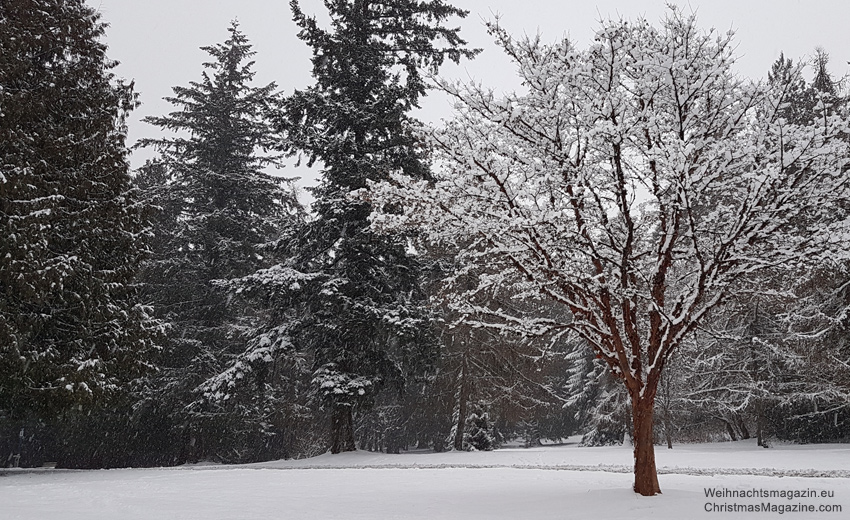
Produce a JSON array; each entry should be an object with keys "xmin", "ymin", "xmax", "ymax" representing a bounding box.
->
[{"xmin": 2, "ymin": 440, "xmax": 848, "ymax": 519}]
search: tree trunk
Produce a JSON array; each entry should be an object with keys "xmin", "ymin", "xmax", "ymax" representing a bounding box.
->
[
  {"xmin": 632, "ymin": 396, "xmax": 661, "ymax": 496},
  {"xmin": 386, "ymin": 427, "xmax": 400, "ymax": 454},
  {"xmin": 661, "ymin": 375, "xmax": 673, "ymax": 449},
  {"xmin": 720, "ymin": 418, "xmax": 738, "ymax": 441},
  {"xmin": 756, "ymin": 400, "xmax": 768, "ymax": 448},
  {"xmin": 330, "ymin": 405, "xmax": 356, "ymax": 454},
  {"xmin": 452, "ymin": 352, "xmax": 469, "ymax": 451},
  {"xmin": 737, "ymin": 417, "xmax": 751, "ymax": 440}
]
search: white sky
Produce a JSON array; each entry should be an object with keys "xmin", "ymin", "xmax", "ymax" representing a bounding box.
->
[{"xmin": 88, "ymin": 0, "xmax": 850, "ymax": 201}]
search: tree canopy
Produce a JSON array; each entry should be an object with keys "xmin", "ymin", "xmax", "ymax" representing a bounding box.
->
[{"xmin": 366, "ymin": 8, "xmax": 850, "ymax": 494}]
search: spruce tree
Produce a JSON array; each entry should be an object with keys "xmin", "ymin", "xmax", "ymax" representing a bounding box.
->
[
  {"xmin": 137, "ymin": 22, "xmax": 302, "ymax": 463},
  {"xmin": 278, "ymin": 0, "xmax": 477, "ymax": 453},
  {"xmin": 0, "ymin": 0, "xmax": 155, "ymax": 467}
]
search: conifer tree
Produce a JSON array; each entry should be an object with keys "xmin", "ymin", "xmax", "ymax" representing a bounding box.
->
[
  {"xmin": 137, "ymin": 22, "xmax": 302, "ymax": 462},
  {"xmin": 0, "ymin": 0, "xmax": 155, "ymax": 467},
  {"xmin": 273, "ymin": 0, "xmax": 477, "ymax": 453}
]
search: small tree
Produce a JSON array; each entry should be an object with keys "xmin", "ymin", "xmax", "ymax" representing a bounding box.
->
[
  {"xmin": 565, "ymin": 348, "xmax": 631, "ymax": 446},
  {"xmin": 367, "ymin": 9, "xmax": 850, "ymax": 494}
]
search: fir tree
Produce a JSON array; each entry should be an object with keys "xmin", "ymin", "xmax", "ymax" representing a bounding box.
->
[
  {"xmin": 768, "ymin": 52, "xmax": 814, "ymax": 124},
  {"xmin": 0, "ymin": 0, "xmax": 155, "ymax": 467},
  {"xmin": 275, "ymin": 0, "xmax": 477, "ymax": 453},
  {"xmin": 137, "ymin": 22, "xmax": 302, "ymax": 463}
]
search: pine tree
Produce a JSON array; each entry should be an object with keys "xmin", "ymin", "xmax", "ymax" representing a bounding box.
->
[
  {"xmin": 0, "ymin": 0, "xmax": 156, "ymax": 467},
  {"xmin": 137, "ymin": 22, "xmax": 302, "ymax": 463},
  {"xmin": 810, "ymin": 47, "xmax": 840, "ymax": 100},
  {"xmin": 768, "ymin": 52, "xmax": 814, "ymax": 124},
  {"xmin": 275, "ymin": 0, "xmax": 477, "ymax": 453}
]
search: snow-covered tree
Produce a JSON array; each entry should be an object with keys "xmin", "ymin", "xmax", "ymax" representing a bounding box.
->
[
  {"xmin": 565, "ymin": 348, "xmax": 631, "ymax": 446},
  {"xmin": 0, "ymin": 0, "xmax": 156, "ymax": 466},
  {"xmin": 783, "ymin": 268, "xmax": 850, "ymax": 436},
  {"xmin": 366, "ymin": 9, "xmax": 850, "ymax": 495},
  {"xmin": 676, "ymin": 291, "xmax": 798, "ymax": 445},
  {"xmin": 240, "ymin": 0, "xmax": 477, "ymax": 454},
  {"xmin": 667, "ymin": 50, "xmax": 850, "ymax": 447},
  {"xmin": 773, "ymin": 49, "xmax": 850, "ymax": 438},
  {"xmin": 137, "ymin": 22, "xmax": 302, "ymax": 463},
  {"xmin": 674, "ymin": 50, "xmax": 850, "ymax": 446}
]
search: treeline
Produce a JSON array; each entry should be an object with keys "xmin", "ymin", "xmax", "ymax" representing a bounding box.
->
[{"xmin": 1, "ymin": 0, "xmax": 847, "ymax": 469}]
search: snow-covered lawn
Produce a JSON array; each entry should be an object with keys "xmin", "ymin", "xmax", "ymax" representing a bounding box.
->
[{"xmin": 2, "ymin": 439, "xmax": 848, "ymax": 519}]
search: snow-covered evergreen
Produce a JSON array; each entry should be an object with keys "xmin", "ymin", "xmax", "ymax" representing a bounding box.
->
[
  {"xmin": 0, "ymin": 0, "xmax": 157, "ymax": 467},
  {"xmin": 135, "ymin": 22, "xmax": 303, "ymax": 463},
  {"xmin": 235, "ymin": 0, "xmax": 478, "ymax": 454}
]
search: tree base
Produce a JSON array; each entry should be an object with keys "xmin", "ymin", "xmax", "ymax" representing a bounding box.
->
[{"xmin": 633, "ymin": 397, "xmax": 662, "ymax": 496}]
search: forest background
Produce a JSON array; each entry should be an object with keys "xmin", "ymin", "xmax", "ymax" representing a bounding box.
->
[{"xmin": 1, "ymin": 0, "xmax": 849, "ymax": 497}]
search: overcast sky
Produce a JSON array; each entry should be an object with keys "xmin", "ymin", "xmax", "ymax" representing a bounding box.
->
[{"xmin": 88, "ymin": 0, "xmax": 850, "ymax": 201}]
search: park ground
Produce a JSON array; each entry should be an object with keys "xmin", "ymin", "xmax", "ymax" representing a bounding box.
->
[{"xmin": 2, "ymin": 437, "xmax": 848, "ymax": 519}]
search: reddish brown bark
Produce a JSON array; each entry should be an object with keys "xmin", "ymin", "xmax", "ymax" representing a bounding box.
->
[{"xmin": 632, "ymin": 396, "xmax": 661, "ymax": 496}]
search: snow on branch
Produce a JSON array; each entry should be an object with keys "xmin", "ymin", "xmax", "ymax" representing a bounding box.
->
[{"xmin": 362, "ymin": 7, "xmax": 850, "ymax": 400}]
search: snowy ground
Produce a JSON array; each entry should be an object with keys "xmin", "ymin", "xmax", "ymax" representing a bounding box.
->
[{"xmin": 2, "ymin": 439, "xmax": 848, "ymax": 519}]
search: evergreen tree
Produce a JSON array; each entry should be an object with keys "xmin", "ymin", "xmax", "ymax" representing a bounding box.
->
[
  {"xmin": 768, "ymin": 52, "xmax": 814, "ymax": 124},
  {"xmin": 274, "ymin": 0, "xmax": 477, "ymax": 453},
  {"xmin": 810, "ymin": 47, "xmax": 840, "ymax": 99},
  {"xmin": 0, "ymin": 0, "xmax": 155, "ymax": 467},
  {"xmin": 137, "ymin": 22, "xmax": 302, "ymax": 463},
  {"xmin": 565, "ymin": 349, "xmax": 631, "ymax": 446}
]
